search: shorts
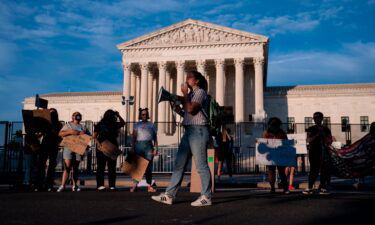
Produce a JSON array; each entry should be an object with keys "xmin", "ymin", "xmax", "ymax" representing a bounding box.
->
[{"xmin": 63, "ymin": 148, "xmax": 83, "ymax": 161}]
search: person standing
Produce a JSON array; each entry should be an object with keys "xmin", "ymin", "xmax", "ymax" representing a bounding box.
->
[
  {"xmin": 94, "ymin": 110, "xmax": 125, "ymax": 191},
  {"xmin": 262, "ymin": 117, "xmax": 289, "ymax": 194},
  {"xmin": 129, "ymin": 108, "xmax": 158, "ymax": 192},
  {"xmin": 216, "ymin": 126, "xmax": 234, "ymax": 182},
  {"xmin": 39, "ymin": 108, "xmax": 62, "ymax": 191},
  {"xmin": 57, "ymin": 112, "xmax": 90, "ymax": 192},
  {"xmin": 152, "ymin": 71, "xmax": 212, "ymax": 207},
  {"xmin": 303, "ymin": 112, "xmax": 333, "ymax": 195}
]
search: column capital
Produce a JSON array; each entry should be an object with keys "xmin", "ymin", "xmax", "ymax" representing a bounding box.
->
[
  {"xmin": 234, "ymin": 58, "xmax": 244, "ymax": 67},
  {"xmin": 139, "ymin": 62, "xmax": 149, "ymax": 70},
  {"xmin": 175, "ymin": 60, "xmax": 186, "ymax": 69},
  {"xmin": 214, "ymin": 59, "xmax": 226, "ymax": 69},
  {"xmin": 122, "ymin": 62, "xmax": 131, "ymax": 70},
  {"xmin": 253, "ymin": 57, "xmax": 265, "ymax": 66},
  {"xmin": 157, "ymin": 61, "xmax": 168, "ymax": 70},
  {"xmin": 196, "ymin": 59, "xmax": 206, "ymax": 67}
]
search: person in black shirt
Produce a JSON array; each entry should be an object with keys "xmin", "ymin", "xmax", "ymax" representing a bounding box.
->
[
  {"xmin": 94, "ymin": 110, "xmax": 125, "ymax": 191},
  {"xmin": 39, "ymin": 108, "xmax": 62, "ymax": 191},
  {"xmin": 303, "ymin": 112, "xmax": 332, "ymax": 195}
]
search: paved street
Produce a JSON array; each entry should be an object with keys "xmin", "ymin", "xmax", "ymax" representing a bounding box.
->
[{"xmin": 1, "ymin": 188, "xmax": 374, "ymax": 225}]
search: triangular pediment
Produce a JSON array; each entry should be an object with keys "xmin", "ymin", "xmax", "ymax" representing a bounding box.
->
[{"xmin": 117, "ymin": 19, "xmax": 268, "ymax": 49}]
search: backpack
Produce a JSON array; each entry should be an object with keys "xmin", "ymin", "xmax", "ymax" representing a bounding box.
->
[{"xmin": 202, "ymin": 95, "xmax": 224, "ymax": 137}]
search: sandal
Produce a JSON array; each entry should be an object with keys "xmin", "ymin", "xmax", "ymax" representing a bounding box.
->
[
  {"xmin": 148, "ymin": 186, "xmax": 157, "ymax": 192},
  {"xmin": 130, "ymin": 185, "xmax": 137, "ymax": 192}
]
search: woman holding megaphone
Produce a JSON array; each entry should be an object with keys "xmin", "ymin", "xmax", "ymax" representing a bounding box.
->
[{"xmin": 152, "ymin": 71, "xmax": 212, "ymax": 207}]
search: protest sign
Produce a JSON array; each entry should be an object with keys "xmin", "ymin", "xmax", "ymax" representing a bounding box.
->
[
  {"xmin": 97, "ymin": 140, "xmax": 121, "ymax": 160},
  {"xmin": 287, "ymin": 133, "xmax": 307, "ymax": 154},
  {"xmin": 122, "ymin": 153, "xmax": 149, "ymax": 182},
  {"xmin": 190, "ymin": 148, "xmax": 215, "ymax": 193},
  {"xmin": 256, "ymin": 138, "xmax": 297, "ymax": 166},
  {"xmin": 61, "ymin": 134, "xmax": 91, "ymax": 155}
]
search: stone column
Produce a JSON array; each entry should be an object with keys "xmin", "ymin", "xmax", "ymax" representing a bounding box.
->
[
  {"xmin": 215, "ymin": 59, "xmax": 225, "ymax": 106},
  {"xmin": 152, "ymin": 75, "xmax": 157, "ymax": 121},
  {"xmin": 135, "ymin": 74, "xmax": 141, "ymax": 120},
  {"xmin": 254, "ymin": 57, "xmax": 265, "ymax": 116},
  {"xmin": 122, "ymin": 63, "xmax": 131, "ymax": 121},
  {"xmin": 130, "ymin": 70, "xmax": 136, "ymax": 127},
  {"xmin": 234, "ymin": 58, "xmax": 245, "ymax": 122},
  {"xmin": 197, "ymin": 60, "xmax": 206, "ymax": 77},
  {"xmin": 168, "ymin": 72, "xmax": 174, "ymax": 132},
  {"xmin": 176, "ymin": 61, "xmax": 185, "ymax": 96},
  {"xmin": 147, "ymin": 67, "xmax": 153, "ymax": 112},
  {"xmin": 157, "ymin": 62, "xmax": 167, "ymax": 133},
  {"xmin": 140, "ymin": 62, "xmax": 149, "ymax": 109}
]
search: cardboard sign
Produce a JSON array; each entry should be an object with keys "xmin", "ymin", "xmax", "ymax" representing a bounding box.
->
[
  {"xmin": 190, "ymin": 149, "xmax": 215, "ymax": 193},
  {"xmin": 287, "ymin": 133, "xmax": 308, "ymax": 154},
  {"xmin": 256, "ymin": 138, "xmax": 297, "ymax": 166},
  {"xmin": 97, "ymin": 140, "xmax": 121, "ymax": 160},
  {"xmin": 122, "ymin": 154, "xmax": 149, "ymax": 182},
  {"xmin": 22, "ymin": 109, "xmax": 52, "ymax": 134},
  {"xmin": 60, "ymin": 134, "xmax": 91, "ymax": 155}
]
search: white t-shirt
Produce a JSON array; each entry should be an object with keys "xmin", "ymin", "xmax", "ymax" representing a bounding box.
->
[{"xmin": 134, "ymin": 121, "xmax": 156, "ymax": 141}]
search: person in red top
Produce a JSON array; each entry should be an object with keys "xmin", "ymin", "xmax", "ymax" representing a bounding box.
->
[{"xmin": 262, "ymin": 117, "xmax": 289, "ymax": 194}]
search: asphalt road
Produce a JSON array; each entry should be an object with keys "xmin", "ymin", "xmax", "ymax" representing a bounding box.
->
[{"xmin": 1, "ymin": 188, "xmax": 374, "ymax": 225}]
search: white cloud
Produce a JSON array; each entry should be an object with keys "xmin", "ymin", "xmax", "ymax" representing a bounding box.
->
[
  {"xmin": 232, "ymin": 14, "xmax": 320, "ymax": 36},
  {"xmin": 34, "ymin": 14, "xmax": 56, "ymax": 25},
  {"xmin": 205, "ymin": 2, "xmax": 244, "ymax": 15},
  {"xmin": 268, "ymin": 41, "xmax": 375, "ymax": 85}
]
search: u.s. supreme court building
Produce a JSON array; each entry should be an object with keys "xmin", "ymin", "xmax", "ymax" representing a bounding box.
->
[{"xmin": 24, "ymin": 19, "xmax": 375, "ymax": 146}]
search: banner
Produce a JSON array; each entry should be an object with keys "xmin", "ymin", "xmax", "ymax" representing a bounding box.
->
[
  {"xmin": 287, "ymin": 133, "xmax": 307, "ymax": 154},
  {"xmin": 256, "ymin": 138, "xmax": 297, "ymax": 166},
  {"xmin": 60, "ymin": 134, "xmax": 91, "ymax": 155}
]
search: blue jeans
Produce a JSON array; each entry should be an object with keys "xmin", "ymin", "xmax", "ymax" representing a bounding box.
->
[{"xmin": 166, "ymin": 125, "xmax": 212, "ymax": 198}]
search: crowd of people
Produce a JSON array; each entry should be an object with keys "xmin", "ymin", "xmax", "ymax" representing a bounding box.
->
[{"xmin": 20, "ymin": 70, "xmax": 375, "ymax": 207}]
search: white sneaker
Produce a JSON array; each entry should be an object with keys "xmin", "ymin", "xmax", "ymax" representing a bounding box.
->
[
  {"xmin": 97, "ymin": 186, "xmax": 106, "ymax": 191},
  {"xmin": 302, "ymin": 188, "xmax": 313, "ymax": 195},
  {"xmin": 191, "ymin": 195, "xmax": 212, "ymax": 207},
  {"xmin": 72, "ymin": 186, "xmax": 81, "ymax": 192},
  {"xmin": 151, "ymin": 193, "xmax": 173, "ymax": 205},
  {"xmin": 57, "ymin": 185, "xmax": 65, "ymax": 192}
]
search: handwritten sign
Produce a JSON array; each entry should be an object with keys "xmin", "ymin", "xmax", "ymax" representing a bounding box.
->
[
  {"xmin": 61, "ymin": 134, "xmax": 91, "ymax": 155},
  {"xmin": 256, "ymin": 138, "xmax": 297, "ymax": 166},
  {"xmin": 122, "ymin": 153, "xmax": 149, "ymax": 182},
  {"xmin": 97, "ymin": 140, "xmax": 122, "ymax": 160},
  {"xmin": 287, "ymin": 133, "xmax": 307, "ymax": 154}
]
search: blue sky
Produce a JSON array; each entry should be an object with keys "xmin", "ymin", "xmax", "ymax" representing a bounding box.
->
[{"xmin": 1, "ymin": 0, "xmax": 374, "ymax": 120}]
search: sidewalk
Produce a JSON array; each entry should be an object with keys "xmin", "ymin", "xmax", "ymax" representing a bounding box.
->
[{"xmin": 68, "ymin": 174, "xmax": 375, "ymax": 191}]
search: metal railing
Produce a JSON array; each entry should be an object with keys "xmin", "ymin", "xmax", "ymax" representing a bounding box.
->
[{"xmin": 1, "ymin": 121, "xmax": 372, "ymax": 175}]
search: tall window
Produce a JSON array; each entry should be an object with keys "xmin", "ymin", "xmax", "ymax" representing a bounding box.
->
[
  {"xmin": 305, "ymin": 117, "xmax": 313, "ymax": 131},
  {"xmin": 287, "ymin": 117, "xmax": 295, "ymax": 133},
  {"xmin": 360, "ymin": 116, "xmax": 369, "ymax": 132},
  {"xmin": 341, "ymin": 116, "xmax": 350, "ymax": 132},
  {"xmin": 323, "ymin": 117, "xmax": 331, "ymax": 130}
]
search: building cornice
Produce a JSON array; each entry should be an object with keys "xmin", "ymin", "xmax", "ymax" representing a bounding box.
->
[{"xmin": 265, "ymin": 83, "xmax": 375, "ymax": 97}]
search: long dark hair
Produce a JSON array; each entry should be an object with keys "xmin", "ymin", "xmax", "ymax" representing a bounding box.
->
[
  {"xmin": 100, "ymin": 109, "xmax": 117, "ymax": 125},
  {"xmin": 267, "ymin": 117, "xmax": 283, "ymax": 134},
  {"xmin": 187, "ymin": 70, "xmax": 208, "ymax": 91},
  {"xmin": 370, "ymin": 122, "xmax": 375, "ymax": 136},
  {"xmin": 50, "ymin": 108, "xmax": 61, "ymax": 131}
]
